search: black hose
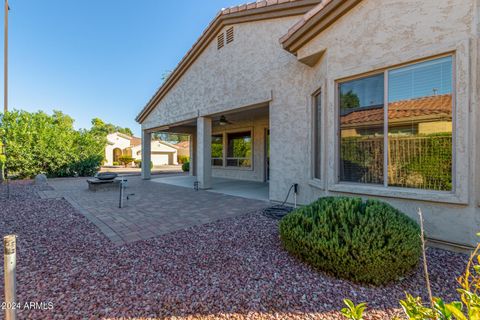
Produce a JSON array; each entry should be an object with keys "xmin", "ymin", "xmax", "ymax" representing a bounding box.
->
[{"xmin": 262, "ymin": 184, "xmax": 295, "ymax": 220}]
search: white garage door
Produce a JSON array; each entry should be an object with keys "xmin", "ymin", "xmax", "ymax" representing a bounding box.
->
[{"xmin": 151, "ymin": 153, "xmax": 170, "ymax": 166}]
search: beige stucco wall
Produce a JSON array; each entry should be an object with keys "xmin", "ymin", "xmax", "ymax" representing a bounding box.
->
[
  {"xmin": 141, "ymin": 16, "xmax": 307, "ymax": 130},
  {"xmin": 142, "ymin": 0, "xmax": 479, "ymax": 247},
  {"xmin": 290, "ymin": 0, "xmax": 479, "ymax": 247}
]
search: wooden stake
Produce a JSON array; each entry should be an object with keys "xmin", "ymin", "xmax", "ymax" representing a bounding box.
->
[
  {"xmin": 418, "ymin": 209, "xmax": 433, "ymax": 307},
  {"xmin": 4, "ymin": 235, "xmax": 16, "ymax": 320}
]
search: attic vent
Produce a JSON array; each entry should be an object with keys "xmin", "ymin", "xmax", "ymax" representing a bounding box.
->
[
  {"xmin": 217, "ymin": 32, "xmax": 225, "ymax": 50},
  {"xmin": 226, "ymin": 27, "xmax": 234, "ymax": 44}
]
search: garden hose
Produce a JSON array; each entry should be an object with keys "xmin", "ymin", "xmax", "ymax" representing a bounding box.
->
[{"xmin": 262, "ymin": 184, "xmax": 296, "ymax": 220}]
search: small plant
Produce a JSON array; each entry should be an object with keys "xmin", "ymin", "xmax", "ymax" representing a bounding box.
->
[
  {"xmin": 341, "ymin": 299, "xmax": 366, "ymax": 320},
  {"xmin": 112, "ymin": 161, "xmax": 120, "ymax": 166},
  {"xmin": 340, "ymin": 212, "xmax": 480, "ymax": 320},
  {"xmin": 177, "ymin": 155, "xmax": 189, "ymax": 164},
  {"xmin": 279, "ymin": 197, "xmax": 421, "ymax": 285},
  {"xmin": 182, "ymin": 162, "xmax": 189, "ymax": 172},
  {"xmin": 341, "ymin": 273, "xmax": 475, "ymax": 320},
  {"xmin": 136, "ymin": 160, "xmax": 153, "ymax": 169},
  {"xmin": 118, "ymin": 156, "xmax": 134, "ymax": 167},
  {"xmin": 133, "ymin": 159, "xmax": 141, "ymax": 168}
]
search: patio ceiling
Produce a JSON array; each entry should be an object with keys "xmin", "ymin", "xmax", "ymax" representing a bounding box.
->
[{"xmin": 148, "ymin": 103, "xmax": 269, "ymax": 134}]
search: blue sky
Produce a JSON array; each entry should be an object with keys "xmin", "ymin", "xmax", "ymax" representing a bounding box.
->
[{"xmin": 0, "ymin": 0, "xmax": 241, "ymax": 136}]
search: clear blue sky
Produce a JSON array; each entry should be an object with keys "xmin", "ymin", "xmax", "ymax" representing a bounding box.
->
[{"xmin": 0, "ymin": 0, "xmax": 242, "ymax": 136}]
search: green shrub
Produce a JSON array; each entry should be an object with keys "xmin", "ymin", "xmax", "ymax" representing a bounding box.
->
[
  {"xmin": 279, "ymin": 196, "xmax": 421, "ymax": 285},
  {"xmin": 0, "ymin": 110, "xmax": 105, "ymax": 178},
  {"xmin": 51, "ymin": 154, "xmax": 103, "ymax": 177},
  {"xmin": 177, "ymin": 155, "xmax": 189, "ymax": 164},
  {"xmin": 0, "ymin": 153, "xmax": 5, "ymax": 180},
  {"xmin": 118, "ymin": 156, "xmax": 134, "ymax": 167},
  {"xmin": 182, "ymin": 162, "xmax": 189, "ymax": 172},
  {"xmin": 136, "ymin": 160, "xmax": 153, "ymax": 169},
  {"xmin": 112, "ymin": 161, "xmax": 120, "ymax": 166}
]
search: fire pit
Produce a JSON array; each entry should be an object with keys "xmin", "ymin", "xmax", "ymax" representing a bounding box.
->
[
  {"xmin": 87, "ymin": 172, "xmax": 121, "ymax": 191},
  {"xmin": 95, "ymin": 172, "xmax": 118, "ymax": 180}
]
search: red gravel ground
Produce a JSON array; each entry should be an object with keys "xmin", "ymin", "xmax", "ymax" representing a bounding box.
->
[{"xmin": 0, "ymin": 182, "xmax": 469, "ymax": 319}]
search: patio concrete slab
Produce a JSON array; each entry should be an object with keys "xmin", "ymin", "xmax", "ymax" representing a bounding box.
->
[
  {"xmin": 152, "ymin": 175, "xmax": 269, "ymax": 201},
  {"xmin": 40, "ymin": 174, "xmax": 269, "ymax": 246}
]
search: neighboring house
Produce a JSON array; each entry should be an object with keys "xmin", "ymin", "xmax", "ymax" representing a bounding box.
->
[
  {"xmin": 176, "ymin": 141, "xmax": 190, "ymax": 158},
  {"xmin": 135, "ymin": 0, "xmax": 480, "ymax": 248},
  {"xmin": 105, "ymin": 132, "xmax": 178, "ymax": 166}
]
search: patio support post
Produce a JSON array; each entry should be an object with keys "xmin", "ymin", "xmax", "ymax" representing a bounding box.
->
[
  {"xmin": 141, "ymin": 130, "xmax": 151, "ymax": 180},
  {"xmin": 190, "ymin": 133, "xmax": 196, "ymax": 176},
  {"xmin": 196, "ymin": 116, "xmax": 212, "ymax": 189}
]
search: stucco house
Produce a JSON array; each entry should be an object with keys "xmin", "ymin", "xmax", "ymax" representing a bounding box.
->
[
  {"xmin": 176, "ymin": 140, "xmax": 191, "ymax": 158},
  {"xmin": 135, "ymin": 0, "xmax": 480, "ymax": 249},
  {"xmin": 105, "ymin": 132, "xmax": 178, "ymax": 166}
]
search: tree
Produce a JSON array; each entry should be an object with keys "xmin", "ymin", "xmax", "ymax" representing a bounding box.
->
[
  {"xmin": 90, "ymin": 118, "xmax": 133, "ymax": 137},
  {"xmin": 0, "ymin": 110, "xmax": 105, "ymax": 178},
  {"xmin": 152, "ymin": 132, "xmax": 189, "ymax": 144},
  {"xmin": 340, "ymin": 90, "xmax": 361, "ymax": 109}
]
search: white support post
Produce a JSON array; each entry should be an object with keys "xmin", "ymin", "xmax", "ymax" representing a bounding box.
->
[
  {"xmin": 196, "ymin": 117, "xmax": 212, "ymax": 189},
  {"xmin": 190, "ymin": 133, "xmax": 196, "ymax": 176},
  {"xmin": 141, "ymin": 130, "xmax": 151, "ymax": 180},
  {"xmin": 4, "ymin": 235, "xmax": 16, "ymax": 320}
]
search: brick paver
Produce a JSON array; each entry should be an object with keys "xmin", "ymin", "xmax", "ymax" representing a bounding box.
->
[{"xmin": 40, "ymin": 175, "xmax": 269, "ymax": 245}]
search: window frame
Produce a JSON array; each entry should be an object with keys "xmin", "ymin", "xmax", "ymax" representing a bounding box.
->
[
  {"xmin": 310, "ymin": 87, "xmax": 324, "ymax": 187},
  {"xmin": 334, "ymin": 53, "xmax": 457, "ymax": 195},
  {"xmin": 211, "ymin": 127, "xmax": 254, "ymax": 171},
  {"xmin": 211, "ymin": 133, "xmax": 224, "ymax": 167}
]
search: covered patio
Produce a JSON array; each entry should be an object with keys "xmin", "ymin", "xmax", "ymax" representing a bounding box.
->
[
  {"xmin": 141, "ymin": 103, "xmax": 270, "ymax": 195},
  {"xmin": 152, "ymin": 175, "xmax": 269, "ymax": 201}
]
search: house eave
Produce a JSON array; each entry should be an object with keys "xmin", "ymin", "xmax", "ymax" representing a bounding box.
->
[{"xmin": 280, "ymin": 0, "xmax": 363, "ymax": 55}]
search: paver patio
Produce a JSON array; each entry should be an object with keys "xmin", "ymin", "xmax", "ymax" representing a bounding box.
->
[{"xmin": 39, "ymin": 174, "xmax": 269, "ymax": 245}]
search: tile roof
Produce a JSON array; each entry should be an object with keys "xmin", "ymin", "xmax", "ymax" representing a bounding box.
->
[
  {"xmin": 175, "ymin": 141, "xmax": 190, "ymax": 149},
  {"xmin": 129, "ymin": 137, "xmax": 142, "ymax": 147},
  {"xmin": 220, "ymin": 0, "xmax": 306, "ymax": 15},
  {"xmin": 341, "ymin": 94, "xmax": 452, "ymax": 126}
]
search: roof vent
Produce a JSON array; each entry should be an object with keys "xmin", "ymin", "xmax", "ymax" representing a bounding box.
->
[
  {"xmin": 217, "ymin": 32, "xmax": 225, "ymax": 50},
  {"xmin": 226, "ymin": 26, "xmax": 234, "ymax": 44}
]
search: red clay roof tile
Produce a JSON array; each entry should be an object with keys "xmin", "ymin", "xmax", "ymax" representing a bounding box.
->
[{"xmin": 341, "ymin": 95, "xmax": 452, "ymax": 126}]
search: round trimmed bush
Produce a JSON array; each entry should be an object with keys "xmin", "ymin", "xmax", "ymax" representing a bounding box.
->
[
  {"xmin": 279, "ymin": 196, "xmax": 421, "ymax": 285},
  {"xmin": 182, "ymin": 162, "xmax": 189, "ymax": 172}
]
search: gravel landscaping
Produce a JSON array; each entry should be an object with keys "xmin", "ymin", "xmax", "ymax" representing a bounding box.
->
[{"xmin": 0, "ymin": 181, "xmax": 469, "ymax": 319}]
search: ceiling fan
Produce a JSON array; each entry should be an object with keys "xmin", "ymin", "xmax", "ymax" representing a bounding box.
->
[{"xmin": 218, "ymin": 115, "xmax": 233, "ymax": 126}]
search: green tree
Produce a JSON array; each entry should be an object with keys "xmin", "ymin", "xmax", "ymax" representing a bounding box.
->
[
  {"xmin": 153, "ymin": 132, "xmax": 189, "ymax": 144},
  {"xmin": 0, "ymin": 110, "xmax": 105, "ymax": 178},
  {"xmin": 90, "ymin": 117, "xmax": 133, "ymax": 137},
  {"xmin": 340, "ymin": 90, "xmax": 361, "ymax": 109}
]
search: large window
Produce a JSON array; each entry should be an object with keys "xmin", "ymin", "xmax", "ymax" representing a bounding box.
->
[
  {"xmin": 313, "ymin": 91, "xmax": 322, "ymax": 179},
  {"xmin": 226, "ymin": 131, "xmax": 252, "ymax": 167},
  {"xmin": 339, "ymin": 56, "xmax": 453, "ymax": 191},
  {"xmin": 211, "ymin": 134, "xmax": 223, "ymax": 166}
]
